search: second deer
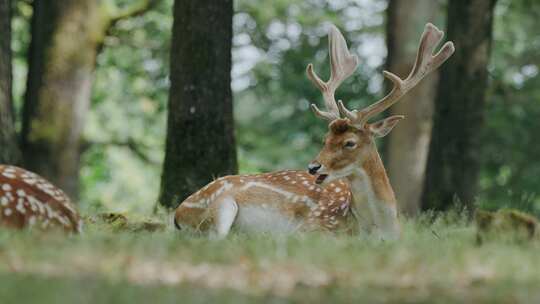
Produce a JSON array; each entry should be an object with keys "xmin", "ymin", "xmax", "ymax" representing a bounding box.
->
[{"xmin": 0, "ymin": 165, "xmax": 82, "ymax": 233}]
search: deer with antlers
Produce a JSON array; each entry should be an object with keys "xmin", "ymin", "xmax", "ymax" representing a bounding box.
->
[
  {"xmin": 307, "ymin": 23, "xmax": 454, "ymax": 239},
  {"xmin": 174, "ymin": 23, "xmax": 454, "ymax": 239},
  {"xmin": 0, "ymin": 165, "xmax": 82, "ymax": 233}
]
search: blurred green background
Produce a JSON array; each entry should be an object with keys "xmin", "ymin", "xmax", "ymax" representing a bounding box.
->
[{"xmin": 9, "ymin": 0, "xmax": 540, "ymax": 215}]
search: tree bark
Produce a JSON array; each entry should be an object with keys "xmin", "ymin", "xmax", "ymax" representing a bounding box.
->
[
  {"xmin": 0, "ymin": 0, "xmax": 20, "ymax": 164},
  {"xmin": 21, "ymin": 0, "xmax": 151, "ymax": 199},
  {"xmin": 385, "ymin": 0, "xmax": 441, "ymax": 216},
  {"xmin": 422, "ymin": 0, "xmax": 497, "ymax": 211},
  {"xmin": 159, "ymin": 0, "xmax": 237, "ymax": 208}
]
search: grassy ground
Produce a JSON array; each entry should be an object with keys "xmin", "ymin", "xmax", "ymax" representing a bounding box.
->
[{"xmin": 1, "ymin": 213, "xmax": 539, "ymax": 304}]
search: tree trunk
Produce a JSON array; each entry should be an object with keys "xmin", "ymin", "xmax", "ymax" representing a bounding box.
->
[
  {"xmin": 159, "ymin": 0, "xmax": 237, "ymax": 208},
  {"xmin": 422, "ymin": 0, "xmax": 497, "ymax": 211},
  {"xmin": 385, "ymin": 0, "xmax": 441, "ymax": 216},
  {"xmin": 0, "ymin": 0, "xmax": 20, "ymax": 164},
  {"xmin": 21, "ymin": 0, "xmax": 151, "ymax": 199}
]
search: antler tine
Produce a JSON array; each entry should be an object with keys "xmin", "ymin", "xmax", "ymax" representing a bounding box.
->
[
  {"xmin": 307, "ymin": 24, "xmax": 359, "ymax": 121},
  {"xmin": 345, "ymin": 23, "xmax": 455, "ymax": 128}
]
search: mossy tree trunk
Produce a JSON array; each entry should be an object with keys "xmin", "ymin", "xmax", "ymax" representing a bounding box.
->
[
  {"xmin": 0, "ymin": 0, "xmax": 20, "ymax": 164},
  {"xmin": 159, "ymin": 0, "xmax": 237, "ymax": 208},
  {"xmin": 21, "ymin": 0, "xmax": 151, "ymax": 200},
  {"xmin": 385, "ymin": 0, "xmax": 441, "ymax": 216},
  {"xmin": 422, "ymin": 0, "xmax": 498, "ymax": 211}
]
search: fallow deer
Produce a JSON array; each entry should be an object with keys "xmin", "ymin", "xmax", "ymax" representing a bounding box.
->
[
  {"xmin": 174, "ymin": 23, "xmax": 454, "ymax": 240},
  {"xmin": 307, "ymin": 23, "xmax": 454, "ymax": 240},
  {"xmin": 0, "ymin": 165, "xmax": 82, "ymax": 233}
]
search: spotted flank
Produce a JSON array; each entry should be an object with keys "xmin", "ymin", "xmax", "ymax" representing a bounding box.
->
[
  {"xmin": 174, "ymin": 170, "xmax": 353, "ymax": 235},
  {"xmin": 0, "ymin": 165, "xmax": 82, "ymax": 233}
]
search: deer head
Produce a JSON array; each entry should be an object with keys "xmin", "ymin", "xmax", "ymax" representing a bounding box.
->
[{"xmin": 307, "ymin": 23, "xmax": 455, "ymax": 185}]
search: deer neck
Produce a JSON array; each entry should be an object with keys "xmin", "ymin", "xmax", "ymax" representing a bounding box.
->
[{"xmin": 347, "ymin": 148, "xmax": 400, "ymax": 240}]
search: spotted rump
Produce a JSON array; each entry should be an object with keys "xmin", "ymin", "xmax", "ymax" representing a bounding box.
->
[{"xmin": 0, "ymin": 165, "xmax": 82, "ymax": 233}]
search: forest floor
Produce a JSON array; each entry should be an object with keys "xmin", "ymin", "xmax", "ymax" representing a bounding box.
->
[{"xmin": 0, "ymin": 213, "xmax": 539, "ymax": 304}]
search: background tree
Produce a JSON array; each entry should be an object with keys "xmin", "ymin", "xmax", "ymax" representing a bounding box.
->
[
  {"xmin": 159, "ymin": 0, "xmax": 237, "ymax": 208},
  {"xmin": 21, "ymin": 0, "xmax": 152, "ymax": 199},
  {"xmin": 422, "ymin": 0, "xmax": 498, "ymax": 211},
  {"xmin": 0, "ymin": 0, "xmax": 20, "ymax": 164},
  {"xmin": 384, "ymin": 0, "xmax": 441, "ymax": 215}
]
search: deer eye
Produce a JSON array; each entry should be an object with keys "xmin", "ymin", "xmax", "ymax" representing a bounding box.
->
[{"xmin": 344, "ymin": 140, "xmax": 357, "ymax": 149}]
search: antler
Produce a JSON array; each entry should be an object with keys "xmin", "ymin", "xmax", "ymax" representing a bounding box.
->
[
  {"xmin": 307, "ymin": 25, "xmax": 359, "ymax": 121},
  {"xmin": 338, "ymin": 23, "xmax": 455, "ymax": 128}
]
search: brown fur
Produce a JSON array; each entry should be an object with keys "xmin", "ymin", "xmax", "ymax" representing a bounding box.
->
[
  {"xmin": 329, "ymin": 119, "xmax": 352, "ymax": 134},
  {"xmin": 361, "ymin": 149, "xmax": 396, "ymax": 204},
  {"xmin": 315, "ymin": 119, "xmax": 396, "ymax": 203}
]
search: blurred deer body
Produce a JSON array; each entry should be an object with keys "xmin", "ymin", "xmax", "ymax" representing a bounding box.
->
[
  {"xmin": 307, "ymin": 23, "xmax": 455, "ymax": 240},
  {"xmin": 0, "ymin": 165, "xmax": 82, "ymax": 233},
  {"xmin": 175, "ymin": 170, "xmax": 354, "ymax": 236}
]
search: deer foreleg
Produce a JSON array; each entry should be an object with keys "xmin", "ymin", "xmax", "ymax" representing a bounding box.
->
[{"xmin": 212, "ymin": 196, "xmax": 238, "ymax": 239}]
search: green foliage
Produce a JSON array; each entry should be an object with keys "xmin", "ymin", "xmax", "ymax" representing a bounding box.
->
[
  {"xmin": 478, "ymin": 0, "xmax": 540, "ymax": 215},
  {"xmin": 11, "ymin": 0, "xmax": 32, "ymax": 117},
  {"xmin": 234, "ymin": 0, "xmax": 386, "ymax": 172},
  {"xmin": 81, "ymin": 0, "xmax": 173, "ymax": 213}
]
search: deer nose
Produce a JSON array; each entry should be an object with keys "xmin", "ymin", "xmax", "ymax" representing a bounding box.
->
[{"xmin": 308, "ymin": 162, "xmax": 322, "ymax": 175}]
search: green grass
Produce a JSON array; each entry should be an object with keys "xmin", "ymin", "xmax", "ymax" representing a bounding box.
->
[{"xmin": 1, "ymin": 214, "xmax": 539, "ymax": 303}]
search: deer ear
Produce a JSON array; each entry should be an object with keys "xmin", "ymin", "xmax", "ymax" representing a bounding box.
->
[{"xmin": 368, "ymin": 115, "xmax": 404, "ymax": 138}]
